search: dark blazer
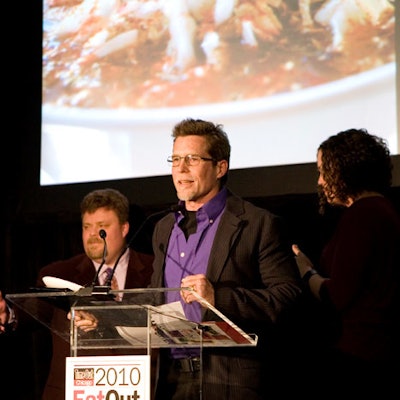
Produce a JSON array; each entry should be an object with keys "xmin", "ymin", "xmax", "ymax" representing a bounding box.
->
[
  {"xmin": 151, "ymin": 190, "xmax": 302, "ymax": 399},
  {"xmin": 36, "ymin": 249, "xmax": 154, "ymax": 400}
]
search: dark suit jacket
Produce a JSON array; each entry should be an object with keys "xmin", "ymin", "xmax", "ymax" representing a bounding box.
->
[
  {"xmin": 151, "ymin": 191, "xmax": 302, "ymax": 399},
  {"xmin": 36, "ymin": 249, "xmax": 154, "ymax": 400}
]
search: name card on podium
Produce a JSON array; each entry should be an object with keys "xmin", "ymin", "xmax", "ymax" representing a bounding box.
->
[{"xmin": 65, "ymin": 355, "xmax": 150, "ymax": 400}]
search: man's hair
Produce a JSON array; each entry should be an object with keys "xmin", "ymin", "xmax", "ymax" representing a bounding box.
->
[
  {"xmin": 172, "ymin": 118, "xmax": 231, "ymax": 186},
  {"xmin": 318, "ymin": 128, "xmax": 392, "ymax": 213},
  {"xmin": 80, "ymin": 188, "xmax": 130, "ymax": 223}
]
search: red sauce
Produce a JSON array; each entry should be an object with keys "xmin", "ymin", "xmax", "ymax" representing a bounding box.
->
[{"xmin": 42, "ymin": 2, "xmax": 395, "ymax": 109}]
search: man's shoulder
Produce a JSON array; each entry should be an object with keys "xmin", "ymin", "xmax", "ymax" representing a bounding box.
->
[
  {"xmin": 39, "ymin": 253, "xmax": 90, "ymax": 275},
  {"xmin": 226, "ymin": 191, "xmax": 277, "ymax": 218},
  {"xmin": 128, "ymin": 248, "xmax": 154, "ymax": 263}
]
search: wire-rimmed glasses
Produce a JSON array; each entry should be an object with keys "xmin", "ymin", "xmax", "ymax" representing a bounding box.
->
[{"xmin": 167, "ymin": 154, "xmax": 215, "ymax": 167}]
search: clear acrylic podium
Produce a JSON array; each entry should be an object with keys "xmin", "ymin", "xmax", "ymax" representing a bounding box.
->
[{"xmin": 7, "ymin": 286, "xmax": 258, "ymax": 399}]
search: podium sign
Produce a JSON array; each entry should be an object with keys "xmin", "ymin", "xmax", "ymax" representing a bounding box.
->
[{"xmin": 65, "ymin": 355, "xmax": 151, "ymax": 400}]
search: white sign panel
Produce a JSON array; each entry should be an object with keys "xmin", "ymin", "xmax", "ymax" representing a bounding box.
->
[{"xmin": 65, "ymin": 355, "xmax": 150, "ymax": 400}]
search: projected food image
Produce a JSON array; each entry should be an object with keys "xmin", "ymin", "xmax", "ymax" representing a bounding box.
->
[{"xmin": 43, "ymin": 0, "xmax": 395, "ymax": 109}]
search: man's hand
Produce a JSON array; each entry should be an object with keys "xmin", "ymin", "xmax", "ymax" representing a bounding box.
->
[
  {"xmin": 180, "ymin": 274, "xmax": 215, "ymax": 306},
  {"xmin": 67, "ymin": 310, "xmax": 98, "ymax": 333}
]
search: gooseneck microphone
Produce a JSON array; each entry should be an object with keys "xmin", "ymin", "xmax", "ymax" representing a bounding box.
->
[
  {"xmin": 90, "ymin": 229, "xmax": 108, "ymax": 286},
  {"xmin": 75, "ymin": 229, "xmax": 111, "ymax": 297},
  {"xmin": 104, "ymin": 204, "xmax": 185, "ymax": 287}
]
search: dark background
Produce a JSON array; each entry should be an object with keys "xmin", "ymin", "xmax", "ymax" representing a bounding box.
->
[{"xmin": 1, "ymin": 2, "xmax": 399, "ymax": 399}]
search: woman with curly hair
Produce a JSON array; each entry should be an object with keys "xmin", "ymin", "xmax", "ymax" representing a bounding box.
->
[{"xmin": 292, "ymin": 128, "xmax": 400, "ymax": 397}]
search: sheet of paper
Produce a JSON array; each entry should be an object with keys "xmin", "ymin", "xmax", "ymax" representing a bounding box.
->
[{"xmin": 116, "ymin": 301, "xmax": 257, "ymax": 348}]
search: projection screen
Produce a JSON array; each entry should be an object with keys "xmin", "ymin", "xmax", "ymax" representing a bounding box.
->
[{"xmin": 41, "ymin": 0, "xmax": 397, "ymax": 186}]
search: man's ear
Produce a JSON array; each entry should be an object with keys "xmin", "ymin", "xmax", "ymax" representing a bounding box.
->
[
  {"xmin": 216, "ymin": 160, "xmax": 228, "ymax": 179},
  {"xmin": 123, "ymin": 222, "xmax": 130, "ymax": 238}
]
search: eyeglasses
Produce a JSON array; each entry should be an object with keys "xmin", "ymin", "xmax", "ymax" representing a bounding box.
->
[{"xmin": 167, "ymin": 154, "xmax": 215, "ymax": 167}]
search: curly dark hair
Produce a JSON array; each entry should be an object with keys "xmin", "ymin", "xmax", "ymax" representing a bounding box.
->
[
  {"xmin": 172, "ymin": 118, "xmax": 231, "ymax": 186},
  {"xmin": 80, "ymin": 188, "xmax": 129, "ymax": 224},
  {"xmin": 317, "ymin": 128, "xmax": 392, "ymax": 214}
]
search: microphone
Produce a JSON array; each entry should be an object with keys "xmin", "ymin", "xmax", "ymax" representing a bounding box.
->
[
  {"xmin": 99, "ymin": 229, "xmax": 107, "ymax": 239},
  {"xmin": 75, "ymin": 229, "xmax": 111, "ymax": 297},
  {"xmin": 105, "ymin": 204, "xmax": 185, "ymax": 287},
  {"xmin": 91, "ymin": 229, "xmax": 108, "ymax": 286}
]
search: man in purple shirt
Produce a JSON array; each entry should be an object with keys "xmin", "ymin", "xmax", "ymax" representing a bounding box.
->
[{"xmin": 150, "ymin": 118, "xmax": 302, "ymax": 399}]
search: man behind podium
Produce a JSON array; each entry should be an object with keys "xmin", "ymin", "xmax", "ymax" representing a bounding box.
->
[
  {"xmin": 151, "ymin": 118, "xmax": 303, "ymax": 399},
  {"xmin": 35, "ymin": 188, "xmax": 154, "ymax": 399}
]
